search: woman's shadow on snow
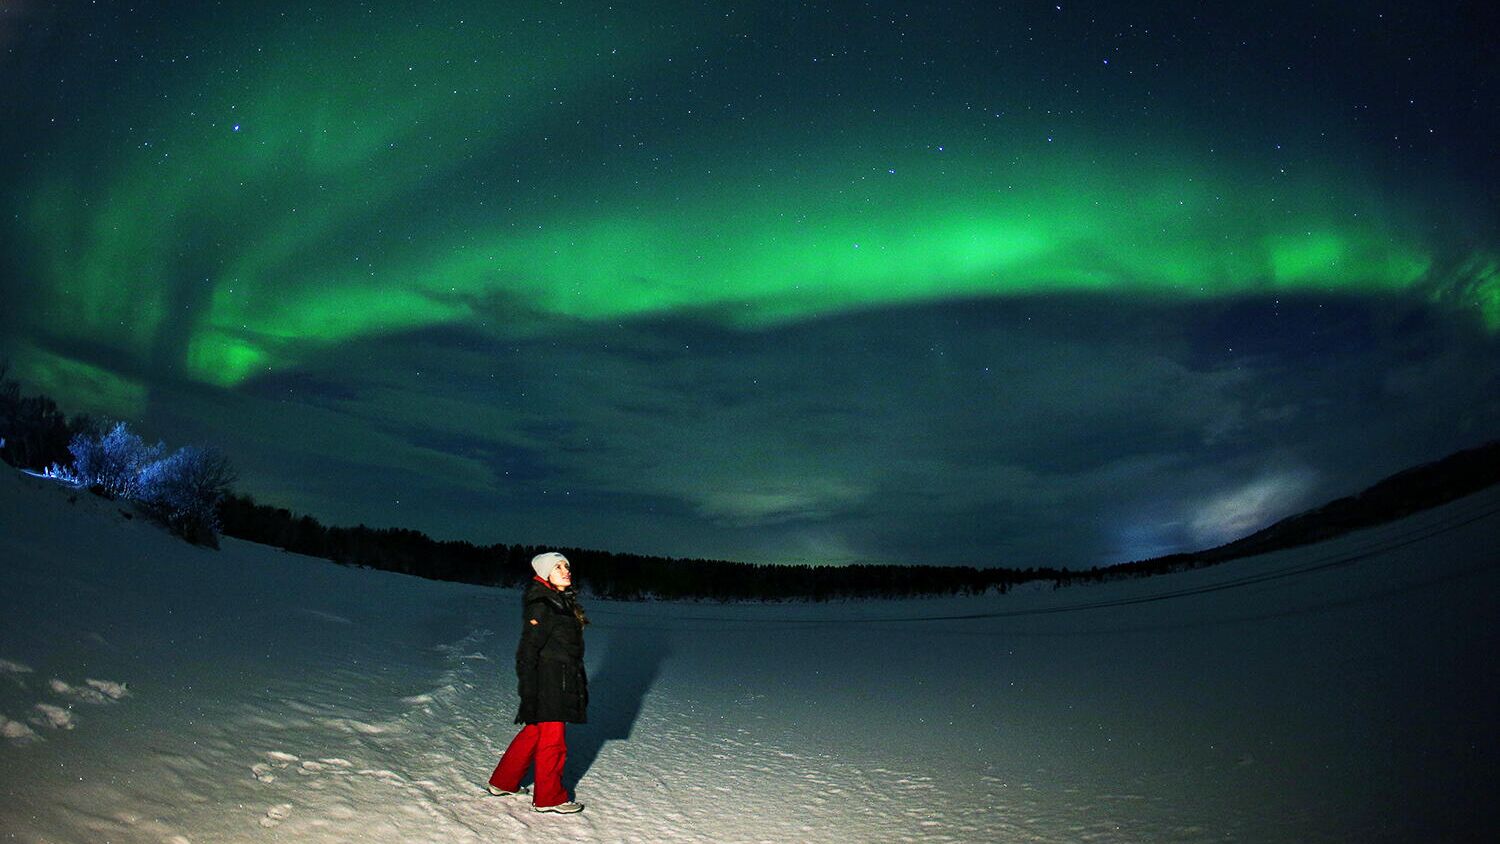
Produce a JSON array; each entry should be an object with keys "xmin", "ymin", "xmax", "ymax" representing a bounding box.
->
[{"xmin": 564, "ymin": 625, "xmax": 671, "ymax": 791}]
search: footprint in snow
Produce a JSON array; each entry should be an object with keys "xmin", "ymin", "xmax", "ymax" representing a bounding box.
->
[
  {"xmin": 2, "ymin": 715, "xmax": 43, "ymax": 744},
  {"xmin": 252, "ymin": 750, "xmax": 300, "ymax": 781},
  {"xmin": 30, "ymin": 703, "xmax": 76, "ymax": 730},
  {"xmin": 259, "ymin": 803, "xmax": 293, "ymax": 828},
  {"xmin": 49, "ymin": 677, "xmax": 130, "ymax": 704},
  {"xmin": 253, "ymin": 751, "xmax": 355, "ymax": 783}
]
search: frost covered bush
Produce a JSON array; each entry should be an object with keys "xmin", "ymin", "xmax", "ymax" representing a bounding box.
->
[
  {"xmin": 64, "ymin": 420, "xmax": 236, "ymax": 545},
  {"xmin": 137, "ymin": 446, "xmax": 237, "ymax": 546},
  {"xmin": 43, "ymin": 462, "xmax": 78, "ymax": 483},
  {"xmin": 68, "ymin": 422, "xmax": 163, "ymax": 498}
]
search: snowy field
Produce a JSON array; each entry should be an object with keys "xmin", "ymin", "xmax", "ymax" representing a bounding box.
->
[{"xmin": 1, "ymin": 467, "xmax": 1495, "ymax": 843}]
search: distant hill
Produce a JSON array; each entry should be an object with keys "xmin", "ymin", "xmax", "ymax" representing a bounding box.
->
[{"xmin": 1103, "ymin": 439, "xmax": 1500, "ymax": 578}]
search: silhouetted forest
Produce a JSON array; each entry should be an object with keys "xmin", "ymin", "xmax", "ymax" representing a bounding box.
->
[
  {"xmin": 0, "ymin": 361, "xmax": 92, "ymax": 471},
  {"xmin": 5, "ymin": 364, "xmax": 1498, "ymax": 600},
  {"xmin": 218, "ymin": 492, "xmax": 1043, "ymax": 600}
]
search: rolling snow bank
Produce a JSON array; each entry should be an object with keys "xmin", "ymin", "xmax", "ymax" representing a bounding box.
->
[{"xmin": 0, "ymin": 468, "xmax": 1496, "ymax": 843}]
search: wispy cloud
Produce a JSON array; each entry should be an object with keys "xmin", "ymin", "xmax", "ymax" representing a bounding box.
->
[{"xmin": 1187, "ymin": 468, "xmax": 1319, "ymax": 547}]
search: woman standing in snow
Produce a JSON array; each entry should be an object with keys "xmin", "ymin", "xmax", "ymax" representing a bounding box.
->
[{"xmin": 486, "ymin": 551, "xmax": 589, "ymax": 813}]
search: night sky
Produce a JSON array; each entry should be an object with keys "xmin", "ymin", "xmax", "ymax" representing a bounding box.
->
[{"xmin": 2, "ymin": 1, "xmax": 1497, "ymax": 568}]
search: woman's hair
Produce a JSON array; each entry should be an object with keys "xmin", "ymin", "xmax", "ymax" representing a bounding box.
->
[{"xmin": 567, "ymin": 589, "xmax": 590, "ymax": 627}]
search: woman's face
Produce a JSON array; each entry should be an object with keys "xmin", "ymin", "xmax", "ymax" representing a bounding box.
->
[{"xmin": 548, "ymin": 558, "xmax": 572, "ymax": 588}]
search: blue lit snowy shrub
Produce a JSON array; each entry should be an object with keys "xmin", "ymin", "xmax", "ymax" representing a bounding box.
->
[
  {"xmin": 68, "ymin": 422, "xmax": 163, "ymax": 499},
  {"xmin": 137, "ymin": 446, "xmax": 237, "ymax": 546},
  {"xmin": 66, "ymin": 422, "xmax": 235, "ymax": 545},
  {"xmin": 43, "ymin": 462, "xmax": 79, "ymax": 483}
]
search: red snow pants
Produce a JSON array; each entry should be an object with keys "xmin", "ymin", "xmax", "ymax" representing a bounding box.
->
[{"xmin": 490, "ymin": 721, "xmax": 568, "ymax": 807}]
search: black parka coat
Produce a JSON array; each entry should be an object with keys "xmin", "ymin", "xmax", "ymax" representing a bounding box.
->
[{"xmin": 514, "ymin": 577, "xmax": 588, "ymax": 724}]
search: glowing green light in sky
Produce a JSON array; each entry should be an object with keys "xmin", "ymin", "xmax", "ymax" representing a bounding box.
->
[{"xmin": 10, "ymin": 3, "xmax": 1496, "ymax": 395}]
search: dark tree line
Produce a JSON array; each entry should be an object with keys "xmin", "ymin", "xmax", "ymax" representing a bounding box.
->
[
  {"xmin": 0, "ymin": 361, "xmax": 94, "ymax": 471},
  {"xmin": 218, "ymin": 492, "xmax": 1076, "ymax": 599},
  {"xmin": 219, "ymin": 493, "xmax": 526, "ymax": 585}
]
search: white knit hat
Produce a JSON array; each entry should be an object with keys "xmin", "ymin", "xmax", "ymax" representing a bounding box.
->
[{"xmin": 531, "ymin": 551, "xmax": 568, "ymax": 580}]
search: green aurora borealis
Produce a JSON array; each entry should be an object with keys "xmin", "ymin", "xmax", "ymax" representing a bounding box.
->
[{"xmin": 3, "ymin": 0, "xmax": 1498, "ymax": 566}]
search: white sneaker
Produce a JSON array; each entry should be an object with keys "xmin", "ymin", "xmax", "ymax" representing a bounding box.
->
[
  {"xmin": 534, "ymin": 801, "xmax": 584, "ymax": 814},
  {"xmin": 486, "ymin": 784, "xmax": 529, "ymax": 797}
]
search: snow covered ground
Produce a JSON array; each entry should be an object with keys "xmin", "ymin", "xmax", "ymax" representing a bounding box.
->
[{"xmin": 1, "ymin": 467, "xmax": 1495, "ymax": 843}]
